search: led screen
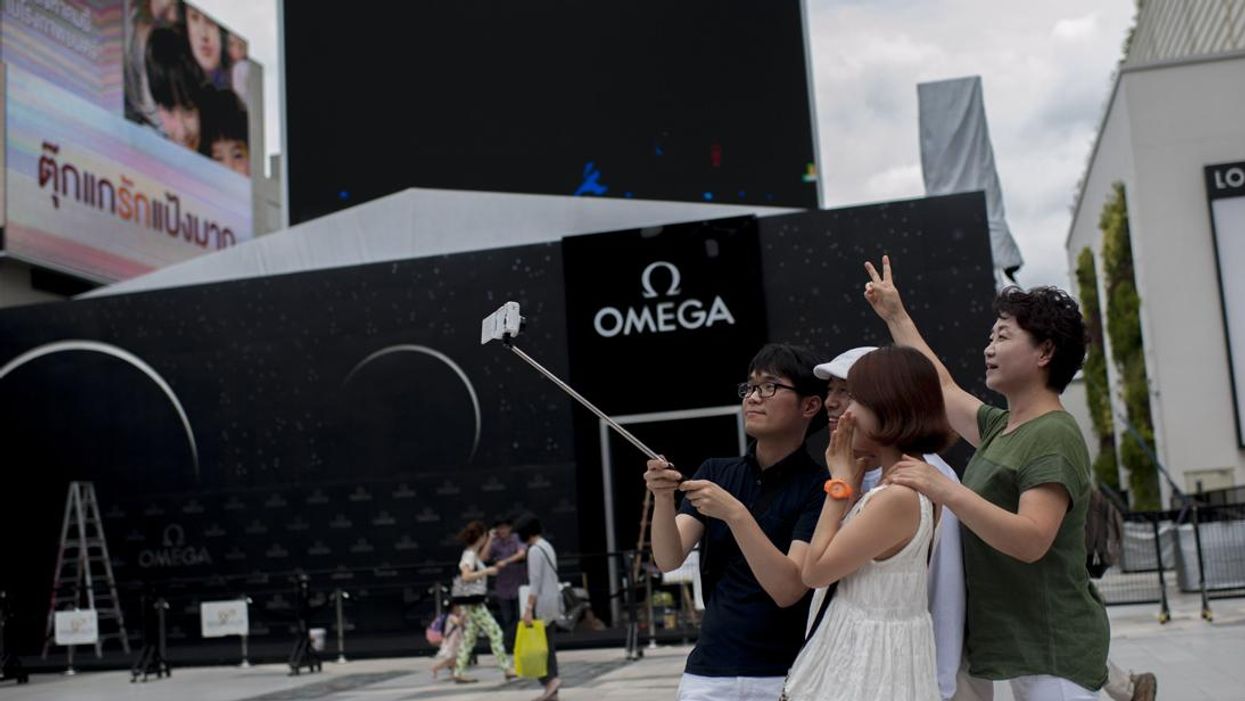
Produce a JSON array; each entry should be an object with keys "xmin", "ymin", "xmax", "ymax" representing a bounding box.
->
[
  {"xmin": 284, "ymin": 1, "xmax": 819, "ymax": 224},
  {"xmin": 2, "ymin": 0, "xmax": 256, "ymax": 282}
]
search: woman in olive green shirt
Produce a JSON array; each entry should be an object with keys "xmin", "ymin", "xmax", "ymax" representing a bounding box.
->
[{"xmin": 863, "ymin": 256, "xmax": 1108, "ymax": 700}]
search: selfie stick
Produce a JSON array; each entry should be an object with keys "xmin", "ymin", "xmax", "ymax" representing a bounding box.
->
[
  {"xmin": 481, "ymin": 302, "xmax": 663, "ymax": 462},
  {"xmin": 503, "ymin": 341, "xmax": 662, "ymax": 462}
]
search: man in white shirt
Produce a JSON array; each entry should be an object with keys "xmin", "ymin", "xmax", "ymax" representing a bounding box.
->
[{"xmin": 814, "ymin": 346, "xmax": 966, "ymax": 701}]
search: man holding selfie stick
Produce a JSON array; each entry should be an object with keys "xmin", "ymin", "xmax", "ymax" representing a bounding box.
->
[
  {"xmin": 644, "ymin": 344, "xmax": 827, "ymax": 701},
  {"xmin": 480, "ymin": 307, "xmax": 824, "ymax": 698}
]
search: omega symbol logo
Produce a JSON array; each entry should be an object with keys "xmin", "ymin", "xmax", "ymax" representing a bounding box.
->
[
  {"xmin": 593, "ymin": 261, "xmax": 735, "ymax": 338},
  {"xmin": 162, "ymin": 523, "xmax": 186, "ymax": 548},
  {"xmin": 641, "ymin": 261, "xmax": 682, "ymax": 298}
]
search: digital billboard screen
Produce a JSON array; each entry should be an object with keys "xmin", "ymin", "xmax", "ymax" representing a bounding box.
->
[
  {"xmin": 284, "ymin": 1, "xmax": 819, "ymax": 225},
  {"xmin": 2, "ymin": 0, "xmax": 257, "ymax": 282}
]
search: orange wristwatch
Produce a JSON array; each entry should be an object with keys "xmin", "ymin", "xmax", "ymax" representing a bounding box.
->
[{"xmin": 824, "ymin": 479, "xmax": 854, "ymax": 501}]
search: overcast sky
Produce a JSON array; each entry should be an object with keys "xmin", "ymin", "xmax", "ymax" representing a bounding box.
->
[{"xmin": 193, "ymin": 0, "xmax": 1136, "ymax": 291}]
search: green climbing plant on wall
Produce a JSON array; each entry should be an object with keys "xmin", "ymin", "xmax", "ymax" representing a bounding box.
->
[
  {"xmin": 1075, "ymin": 247, "xmax": 1119, "ymax": 489},
  {"xmin": 1100, "ymin": 182, "xmax": 1161, "ymax": 509}
]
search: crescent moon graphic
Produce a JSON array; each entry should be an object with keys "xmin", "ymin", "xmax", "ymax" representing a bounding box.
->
[
  {"xmin": 343, "ymin": 345, "xmax": 482, "ymax": 464},
  {"xmin": 0, "ymin": 340, "xmax": 201, "ymax": 481}
]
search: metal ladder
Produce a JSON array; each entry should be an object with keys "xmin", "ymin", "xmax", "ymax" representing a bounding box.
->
[{"xmin": 42, "ymin": 482, "xmax": 131, "ymax": 658}]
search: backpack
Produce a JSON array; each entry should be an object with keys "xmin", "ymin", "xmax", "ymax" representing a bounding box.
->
[
  {"xmin": 424, "ymin": 612, "xmax": 448, "ymax": 645},
  {"xmin": 1085, "ymin": 487, "xmax": 1124, "ymax": 578}
]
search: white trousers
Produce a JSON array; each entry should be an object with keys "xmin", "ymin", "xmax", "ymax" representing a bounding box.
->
[
  {"xmin": 955, "ymin": 671, "xmax": 1098, "ymax": 701},
  {"xmin": 677, "ymin": 673, "xmax": 786, "ymax": 701}
]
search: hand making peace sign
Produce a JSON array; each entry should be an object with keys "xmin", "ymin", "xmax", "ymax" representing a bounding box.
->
[{"xmin": 863, "ymin": 254, "xmax": 906, "ymax": 322}]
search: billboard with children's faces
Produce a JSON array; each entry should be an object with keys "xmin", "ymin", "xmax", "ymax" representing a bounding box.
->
[{"xmin": 1, "ymin": 0, "xmax": 256, "ymax": 282}]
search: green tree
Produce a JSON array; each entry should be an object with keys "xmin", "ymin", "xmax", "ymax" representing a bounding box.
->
[
  {"xmin": 1075, "ymin": 247, "xmax": 1119, "ymax": 489},
  {"xmin": 1099, "ymin": 182, "xmax": 1161, "ymax": 509}
]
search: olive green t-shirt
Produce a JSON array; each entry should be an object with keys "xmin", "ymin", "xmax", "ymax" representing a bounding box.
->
[{"xmin": 961, "ymin": 404, "xmax": 1109, "ymax": 690}]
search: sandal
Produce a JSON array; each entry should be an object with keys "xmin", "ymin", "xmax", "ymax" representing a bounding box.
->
[
  {"xmin": 452, "ymin": 675, "xmax": 478, "ymax": 684},
  {"xmin": 535, "ymin": 678, "xmax": 561, "ymax": 700}
]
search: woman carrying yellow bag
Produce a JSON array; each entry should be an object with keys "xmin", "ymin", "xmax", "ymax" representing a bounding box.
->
[{"xmin": 517, "ymin": 514, "xmax": 562, "ymax": 701}]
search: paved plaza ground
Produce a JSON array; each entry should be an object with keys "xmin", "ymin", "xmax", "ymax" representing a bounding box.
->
[{"xmin": 3, "ymin": 591, "xmax": 1242, "ymax": 700}]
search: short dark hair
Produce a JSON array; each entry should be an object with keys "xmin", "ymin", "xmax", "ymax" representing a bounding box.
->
[
  {"xmin": 514, "ymin": 514, "xmax": 543, "ymax": 541},
  {"xmin": 456, "ymin": 520, "xmax": 487, "ymax": 546},
  {"xmin": 747, "ymin": 343, "xmax": 825, "ymax": 398},
  {"xmin": 199, "ymin": 86, "xmax": 248, "ymax": 152},
  {"xmin": 847, "ymin": 346, "xmax": 953, "ymax": 455},
  {"xmin": 993, "ymin": 286, "xmax": 1087, "ymax": 393},
  {"xmin": 146, "ymin": 26, "xmax": 205, "ymax": 109}
]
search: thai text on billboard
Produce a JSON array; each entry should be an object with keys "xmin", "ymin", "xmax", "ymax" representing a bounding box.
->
[{"xmin": 2, "ymin": 0, "xmax": 256, "ymax": 282}]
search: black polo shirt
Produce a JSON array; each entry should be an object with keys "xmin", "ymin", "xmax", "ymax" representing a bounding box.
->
[{"xmin": 678, "ymin": 445, "xmax": 825, "ymax": 677}]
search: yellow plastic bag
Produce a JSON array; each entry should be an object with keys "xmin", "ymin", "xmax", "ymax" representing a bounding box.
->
[{"xmin": 513, "ymin": 620, "xmax": 548, "ymax": 679}]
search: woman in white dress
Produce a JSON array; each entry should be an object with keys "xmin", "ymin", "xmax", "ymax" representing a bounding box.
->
[{"xmin": 783, "ymin": 346, "xmax": 947, "ymax": 701}]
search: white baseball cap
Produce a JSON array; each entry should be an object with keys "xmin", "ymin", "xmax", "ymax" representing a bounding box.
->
[{"xmin": 813, "ymin": 346, "xmax": 878, "ymax": 381}]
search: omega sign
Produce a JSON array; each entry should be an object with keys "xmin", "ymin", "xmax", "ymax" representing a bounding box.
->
[
  {"xmin": 139, "ymin": 523, "xmax": 213, "ymax": 568},
  {"xmin": 593, "ymin": 261, "xmax": 736, "ymax": 338}
]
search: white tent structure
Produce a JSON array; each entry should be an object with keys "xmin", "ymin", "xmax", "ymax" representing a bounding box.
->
[{"xmin": 83, "ymin": 189, "xmax": 797, "ymax": 299}]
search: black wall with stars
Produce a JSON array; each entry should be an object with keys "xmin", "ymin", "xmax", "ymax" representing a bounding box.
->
[
  {"xmin": 0, "ymin": 244, "xmax": 579, "ymax": 651},
  {"xmin": 759, "ymin": 191, "xmax": 997, "ymax": 465}
]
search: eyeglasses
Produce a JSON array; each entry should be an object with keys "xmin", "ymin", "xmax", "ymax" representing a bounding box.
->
[{"xmin": 737, "ymin": 381, "xmax": 799, "ymax": 399}]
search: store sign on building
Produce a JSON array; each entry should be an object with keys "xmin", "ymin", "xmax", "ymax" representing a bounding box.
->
[
  {"xmin": 1205, "ymin": 160, "xmax": 1245, "ymax": 447},
  {"xmin": 591, "ymin": 260, "xmax": 738, "ymax": 338},
  {"xmin": 562, "ymin": 216, "xmax": 767, "ymax": 416}
]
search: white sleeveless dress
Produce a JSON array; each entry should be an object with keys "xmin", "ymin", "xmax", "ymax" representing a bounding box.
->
[{"xmin": 783, "ymin": 485, "xmax": 940, "ymax": 701}]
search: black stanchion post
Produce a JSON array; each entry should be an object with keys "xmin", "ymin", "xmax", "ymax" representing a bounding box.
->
[
  {"xmin": 157, "ymin": 598, "xmax": 169, "ymax": 677},
  {"xmin": 333, "ymin": 588, "xmax": 349, "ymax": 664},
  {"xmin": 240, "ymin": 595, "xmax": 252, "ymax": 668},
  {"xmin": 129, "ymin": 593, "xmax": 147, "ymax": 682},
  {"xmin": 1191, "ymin": 504, "xmax": 1214, "ymax": 622},
  {"xmin": 0, "ymin": 591, "xmax": 29, "ymax": 684},
  {"xmin": 1151, "ymin": 517, "xmax": 1171, "ymax": 624},
  {"xmin": 620, "ymin": 552, "xmax": 639, "ymax": 661},
  {"xmin": 645, "ymin": 555, "xmax": 658, "ymax": 650}
]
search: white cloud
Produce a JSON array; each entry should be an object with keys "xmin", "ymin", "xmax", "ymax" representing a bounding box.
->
[
  {"xmin": 807, "ymin": 0, "xmax": 1135, "ymax": 290},
  {"xmin": 1053, "ymin": 13, "xmax": 1101, "ymax": 42},
  {"xmin": 865, "ymin": 164, "xmax": 924, "ymax": 202}
]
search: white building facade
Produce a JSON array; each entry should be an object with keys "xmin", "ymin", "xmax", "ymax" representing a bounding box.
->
[{"xmin": 1066, "ymin": 0, "xmax": 1245, "ymax": 503}]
